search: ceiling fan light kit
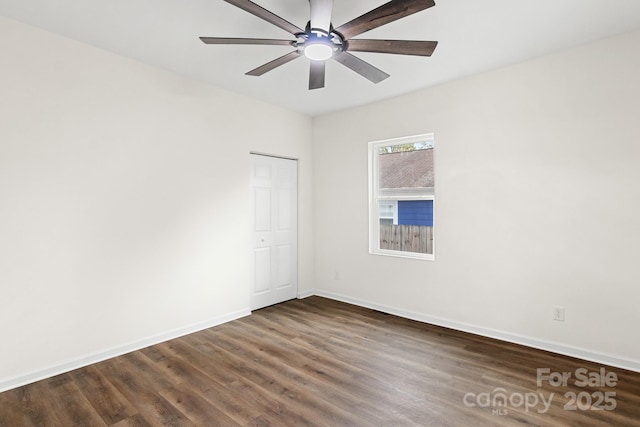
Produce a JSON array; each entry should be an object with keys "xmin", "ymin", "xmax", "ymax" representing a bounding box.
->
[
  {"xmin": 200, "ymin": 0, "xmax": 438, "ymax": 90},
  {"xmin": 301, "ymin": 29, "xmax": 338, "ymax": 61},
  {"xmin": 304, "ymin": 43, "xmax": 333, "ymax": 61}
]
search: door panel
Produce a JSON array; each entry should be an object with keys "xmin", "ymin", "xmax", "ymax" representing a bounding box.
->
[
  {"xmin": 250, "ymin": 154, "xmax": 298, "ymax": 310},
  {"xmin": 254, "ymin": 188, "xmax": 271, "ymax": 232},
  {"xmin": 277, "ymin": 190, "xmax": 292, "ymax": 230},
  {"xmin": 276, "ymin": 244, "xmax": 292, "ymax": 288},
  {"xmin": 253, "ymin": 248, "xmax": 271, "ymax": 294}
]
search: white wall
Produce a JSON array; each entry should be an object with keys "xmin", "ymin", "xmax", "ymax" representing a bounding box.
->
[
  {"xmin": 0, "ymin": 16, "xmax": 313, "ymax": 390},
  {"xmin": 312, "ymin": 30, "xmax": 640, "ymax": 370}
]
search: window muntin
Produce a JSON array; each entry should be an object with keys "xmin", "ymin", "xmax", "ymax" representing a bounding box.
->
[{"xmin": 369, "ymin": 134, "xmax": 434, "ymax": 260}]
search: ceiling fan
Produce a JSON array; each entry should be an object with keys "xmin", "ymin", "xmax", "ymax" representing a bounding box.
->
[{"xmin": 200, "ymin": 0, "xmax": 438, "ymax": 90}]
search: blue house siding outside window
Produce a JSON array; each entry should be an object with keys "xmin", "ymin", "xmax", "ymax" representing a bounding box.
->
[{"xmin": 398, "ymin": 200, "xmax": 433, "ymax": 226}]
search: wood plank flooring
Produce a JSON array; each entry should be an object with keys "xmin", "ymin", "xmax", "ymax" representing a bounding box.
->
[{"xmin": 1, "ymin": 296, "xmax": 639, "ymax": 426}]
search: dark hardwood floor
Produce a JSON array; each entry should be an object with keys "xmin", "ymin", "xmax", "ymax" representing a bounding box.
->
[{"xmin": 1, "ymin": 296, "xmax": 639, "ymax": 426}]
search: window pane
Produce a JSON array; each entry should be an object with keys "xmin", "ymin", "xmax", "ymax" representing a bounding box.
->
[{"xmin": 378, "ymin": 143, "xmax": 434, "ymax": 190}]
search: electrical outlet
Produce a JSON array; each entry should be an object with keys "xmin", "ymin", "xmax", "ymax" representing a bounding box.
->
[
  {"xmin": 334, "ymin": 271, "xmax": 340, "ymax": 280},
  {"xmin": 553, "ymin": 306, "xmax": 565, "ymax": 321}
]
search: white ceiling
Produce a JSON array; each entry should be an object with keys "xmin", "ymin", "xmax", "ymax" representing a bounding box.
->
[{"xmin": 2, "ymin": 0, "xmax": 640, "ymax": 116}]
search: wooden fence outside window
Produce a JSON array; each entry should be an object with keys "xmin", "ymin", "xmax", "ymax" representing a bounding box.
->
[{"xmin": 379, "ymin": 224, "xmax": 434, "ymax": 254}]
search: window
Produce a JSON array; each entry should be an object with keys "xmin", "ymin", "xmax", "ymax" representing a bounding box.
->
[{"xmin": 368, "ymin": 134, "xmax": 434, "ymax": 260}]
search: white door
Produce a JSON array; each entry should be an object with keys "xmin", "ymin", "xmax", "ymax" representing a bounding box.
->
[{"xmin": 250, "ymin": 154, "xmax": 298, "ymax": 310}]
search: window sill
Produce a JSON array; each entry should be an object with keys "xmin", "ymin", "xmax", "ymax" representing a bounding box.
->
[{"xmin": 369, "ymin": 249, "xmax": 435, "ymax": 261}]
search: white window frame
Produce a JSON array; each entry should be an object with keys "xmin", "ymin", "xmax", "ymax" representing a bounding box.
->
[{"xmin": 368, "ymin": 133, "xmax": 435, "ymax": 261}]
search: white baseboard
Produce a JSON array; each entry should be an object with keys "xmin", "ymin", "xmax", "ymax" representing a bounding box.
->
[
  {"xmin": 297, "ymin": 289, "xmax": 316, "ymax": 299},
  {"xmin": 300, "ymin": 289, "xmax": 640, "ymax": 373},
  {"xmin": 0, "ymin": 308, "xmax": 251, "ymax": 393}
]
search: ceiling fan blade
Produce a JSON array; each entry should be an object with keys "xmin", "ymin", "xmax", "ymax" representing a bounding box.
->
[
  {"xmin": 333, "ymin": 52, "xmax": 389, "ymax": 84},
  {"xmin": 335, "ymin": 0, "xmax": 435, "ymax": 39},
  {"xmin": 347, "ymin": 39, "xmax": 437, "ymax": 56},
  {"xmin": 310, "ymin": 0, "xmax": 333, "ymax": 32},
  {"xmin": 245, "ymin": 51, "xmax": 302, "ymax": 76},
  {"xmin": 224, "ymin": 0, "xmax": 303, "ymax": 35},
  {"xmin": 200, "ymin": 37, "xmax": 295, "ymax": 46},
  {"xmin": 309, "ymin": 61, "xmax": 326, "ymax": 90}
]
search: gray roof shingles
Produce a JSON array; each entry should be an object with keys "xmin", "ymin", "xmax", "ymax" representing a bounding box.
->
[{"xmin": 379, "ymin": 149, "xmax": 434, "ymax": 189}]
